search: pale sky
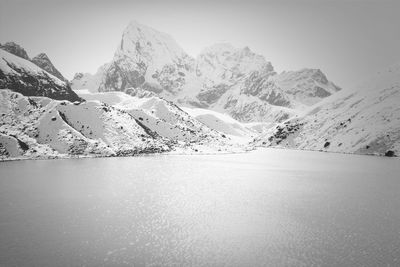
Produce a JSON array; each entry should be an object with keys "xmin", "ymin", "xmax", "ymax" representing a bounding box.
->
[{"xmin": 1, "ymin": 0, "xmax": 399, "ymax": 89}]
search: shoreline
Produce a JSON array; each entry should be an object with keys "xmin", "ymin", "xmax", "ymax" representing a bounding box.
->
[{"xmin": 1, "ymin": 145, "xmax": 397, "ymax": 163}]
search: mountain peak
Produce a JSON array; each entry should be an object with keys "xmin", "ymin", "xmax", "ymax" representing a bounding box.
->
[
  {"xmin": 125, "ymin": 19, "xmax": 150, "ymax": 31},
  {"xmin": 98, "ymin": 20, "xmax": 193, "ymax": 94},
  {"xmin": 116, "ymin": 20, "xmax": 189, "ymax": 63},
  {"xmin": 124, "ymin": 19, "xmax": 153, "ymax": 36},
  {"xmin": 31, "ymin": 52, "xmax": 67, "ymax": 82},
  {"xmin": 196, "ymin": 42, "xmax": 274, "ymax": 85},
  {"xmin": 33, "ymin": 52, "xmax": 50, "ymax": 61},
  {"xmin": 127, "ymin": 19, "xmax": 140, "ymax": 26}
]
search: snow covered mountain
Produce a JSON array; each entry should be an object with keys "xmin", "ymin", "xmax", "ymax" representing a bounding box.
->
[
  {"xmin": 255, "ymin": 63, "xmax": 400, "ymax": 156},
  {"xmin": 0, "ymin": 39, "xmax": 245, "ymax": 160},
  {"xmin": 71, "ymin": 21, "xmax": 339, "ymax": 123},
  {"xmin": 0, "ymin": 46, "xmax": 81, "ymax": 102},
  {"xmin": 1, "ymin": 42, "xmax": 68, "ymax": 83},
  {"xmin": 192, "ymin": 43, "xmax": 275, "ymax": 95},
  {"xmin": 1, "ymin": 22, "xmax": 397, "ymax": 158},
  {"xmin": 0, "ymin": 89, "xmax": 237, "ymax": 160},
  {"xmin": 97, "ymin": 20, "xmax": 194, "ymax": 96},
  {"xmin": 271, "ymin": 69, "xmax": 341, "ymax": 108}
]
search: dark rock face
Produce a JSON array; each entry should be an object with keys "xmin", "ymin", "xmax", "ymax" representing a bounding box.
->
[
  {"xmin": 259, "ymin": 89, "xmax": 291, "ymax": 107},
  {"xmin": 1, "ymin": 42, "xmax": 68, "ymax": 83},
  {"xmin": 0, "ymin": 42, "xmax": 30, "ymax": 60},
  {"xmin": 311, "ymin": 69, "xmax": 329, "ymax": 84},
  {"xmin": 99, "ymin": 61, "xmax": 146, "ymax": 92},
  {"xmin": 0, "ymin": 42, "xmax": 80, "ymax": 102},
  {"xmin": 31, "ymin": 53, "xmax": 68, "ymax": 82},
  {"xmin": 241, "ymin": 72, "xmax": 291, "ymax": 107},
  {"xmin": 197, "ymin": 84, "xmax": 230, "ymax": 105},
  {"xmin": 312, "ymin": 86, "xmax": 331, "ymax": 98},
  {"xmin": 385, "ymin": 150, "xmax": 395, "ymax": 157},
  {"xmin": 266, "ymin": 121, "xmax": 304, "ymax": 145},
  {"xmin": 73, "ymin": 72, "xmax": 84, "ymax": 80},
  {"xmin": 154, "ymin": 64, "xmax": 186, "ymax": 94},
  {"xmin": 99, "ymin": 61, "xmax": 189, "ymax": 95},
  {"xmin": 0, "ymin": 52, "xmax": 82, "ymax": 102},
  {"xmin": 0, "ymin": 69, "xmax": 81, "ymax": 102}
]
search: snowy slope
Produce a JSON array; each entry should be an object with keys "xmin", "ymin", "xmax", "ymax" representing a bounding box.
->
[
  {"xmin": 0, "ymin": 90, "xmax": 170, "ymax": 160},
  {"xmin": 1, "ymin": 87, "xmax": 246, "ymax": 160},
  {"xmin": 255, "ymin": 63, "xmax": 400, "ymax": 156},
  {"xmin": 76, "ymin": 89, "xmax": 243, "ymax": 151},
  {"xmin": 78, "ymin": 89, "xmax": 262, "ymax": 143},
  {"xmin": 182, "ymin": 107, "xmax": 255, "ymax": 136},
  {"xmin": 0, "ymin": 48, "xmax": 81, "ymax": 102}
]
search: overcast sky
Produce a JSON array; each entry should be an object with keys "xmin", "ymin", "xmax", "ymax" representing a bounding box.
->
[{"xmin": 1, "ymin": 0, "xmax": 399, "ymax": 89}]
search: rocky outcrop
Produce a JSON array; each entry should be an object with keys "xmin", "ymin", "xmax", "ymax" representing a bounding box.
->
[
  {"xmin": 196, "ymin": 84, "xmax": 230, "ymax": 105},
  {"xmin": 0, "ymin": 42, "xmax": 30, "ymax": 60},
  {"xmin": 239, "ymin": 71, "xmax": 291, "ymax": 107}
]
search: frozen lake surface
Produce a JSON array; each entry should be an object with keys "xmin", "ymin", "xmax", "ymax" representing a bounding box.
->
[{"xmin": 0, "ymin": 148, "xmax": 399, "ymax": 266}]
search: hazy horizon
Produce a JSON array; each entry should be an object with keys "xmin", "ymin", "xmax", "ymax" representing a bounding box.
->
[{"xmin": 1, "ymin": 0, "xmax": 399, "ymax": 89}]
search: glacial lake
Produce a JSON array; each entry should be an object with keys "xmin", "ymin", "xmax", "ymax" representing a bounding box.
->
[{"xmin": 0, "ymin": 148, "xmax": 399, "ymax": 266}]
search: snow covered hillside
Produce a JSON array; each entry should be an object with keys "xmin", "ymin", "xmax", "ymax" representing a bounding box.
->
[
  {"xmin": 0, "ymin": 90, "xmax": 167, "ymax": 160},
  {"xmin": 71, "ymin": 20, "xmax": 340, "ymax": 123},
  {"xmin": 0, "ymin": 89, "xmax": 239, "ymax": 160},
  {"xmin": 76, "ymin": 89, "xmax": 248, "ymax": 149},
  {"xmin": 0, "ymin": 46, "xmax": 81, "ymax": 102},
  {"xmin": 255, "ymin": 63, "xmax": 400, "ymax": 157},
  {"xmin": 181, "ymin": 107, "xmax": 262, "ymax": 140}
]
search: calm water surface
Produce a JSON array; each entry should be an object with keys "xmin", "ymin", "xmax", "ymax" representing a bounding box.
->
[{"xmin": 0, "ymin": 148, "xmax": 399, "ymax": 266}]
